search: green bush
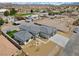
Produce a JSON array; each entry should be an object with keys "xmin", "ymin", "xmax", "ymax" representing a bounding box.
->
[
  {"xmin": 0, "ymin": 18, "xmax": 4, "ymax": 26},
  {"xmin": 15, "ymin": 13, "xmax": 32, "ymax": 16},
  {"xmin": 34, "ymin": 9, "xmax": 40, "ymax": 12}
]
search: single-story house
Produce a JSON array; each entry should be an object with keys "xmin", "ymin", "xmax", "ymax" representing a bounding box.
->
[
  {"xmin": 39, "ymin": 12, "xmax": 48, "ymax": 17},
  {"xmin": 14, "ymin": 31, "xmax": 33, "ymax": 45},
  {"xmin": 0, "ymin": 9, "xmax": 7, "ymax": 13},
  {"xmin": 25, "ymin": 17, "xmax": 33, "ymax": 22},
  {"xmin": 31, "ymin": 15, "xmax": 39, "ymax": 20},
  {"xmin": 6, "ymin": 16, "xmax": 15, "ymax": 22},
  {"xmin": 19, "ymin": 23, "xmax": 57, "ymax": 39},
  {"xmin": 25, "ymin": 15, "xmax": 39, "ymax": 22},
  {"xmin": 0, "ymin": 9, "xmax": 8, "ymax": 16}
]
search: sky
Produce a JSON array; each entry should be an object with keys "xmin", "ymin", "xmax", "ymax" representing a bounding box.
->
[
  {"xmin": 10, "ymin": 2, "xmax": 79, "ymax": 5},
  {"xmin": 0, "ymin": 0, "xmax": 78, "ymax": 2},
  {"xmin": 0, "ymin": 0, "xmax": 79, "ymax": 5},
  {"xmin": 12, "ymin": 2, "xmax": 64, "ymax": 5}
]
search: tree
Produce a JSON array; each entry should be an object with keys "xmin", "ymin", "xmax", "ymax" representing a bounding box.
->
[
  {"xmin": 4, "ymin": 19, "xmax": 8, "ymax": 24},
  {"xmin": 0, "ymin": 18, "xmax": 4, "ymax": 26},
  {"xmin": 30, "ymin": 9, "xmax": 33, "ymax": 13},
  {"xmin": 48, "ymin": 11, "xmax": 52, "ymax": 15},
  {"xmin": 4, "ymin": 11, "xmax": 9, "ymax": 16},
  {"xmin": 42, "ymin": 10, "xmax": 46, "ymax": 13},
  {"xmin": 10, "ymin": 8, "xmax": 17, "ymax": 16},
  {"xmin": 34, "ymin": 9, "xmax": 40, "ymax": 12}
]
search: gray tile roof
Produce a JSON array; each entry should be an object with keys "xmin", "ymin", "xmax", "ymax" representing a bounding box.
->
[
  {"xmin": 19, "ymin": 25, "xmax": 30, "ymax": 31},
  {"xmin": 19, "ymin": 23, "xmax": 57, "ymax": 39},
  {"xmin": 14, "ymin": 31, "xmax": 32, "ymax": 43},
  {"xmin": 19, "ymin": 23, "xmax": 40, "ymax": 36},
  {"xmin": 40, "ymin": 26, "xmax": 57, "ymax": 35},
  {"xmin": 29, "ymin": 25, "xmax": 40, "ymax": 36},
  {"xmin": 39, "ymin": 32, "xmax": 50, "ymax": 39}
]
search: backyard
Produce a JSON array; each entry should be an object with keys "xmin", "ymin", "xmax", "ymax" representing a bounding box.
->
[
  {"xmin": 6, "ymin": 30, "xmax": 18, "ymax": 38},
  {"xmin": 21, "ymin": 39, "xmax": 62, "ymax": 56}
]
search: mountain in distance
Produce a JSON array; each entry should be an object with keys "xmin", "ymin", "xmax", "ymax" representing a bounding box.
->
[
  {"xmin": 61, "ymin": 2, "xmax": 79, "ymax": 5},
  {"xmin": 0, "ymin": 2, "xmax": 79, "ymax": 7},
  {"xmin": 12, "ymin": 2, "xmax": 79, "ymax": 5}
]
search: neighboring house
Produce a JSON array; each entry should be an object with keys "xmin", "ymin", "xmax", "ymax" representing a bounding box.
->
[
  {"xmin": 39, "ymin": 12, "xmax": 48, "ymax": 17},
  {"xmin": 0, "ymin": 9, "xmax": 8, "ymax": 16},
  {"xmin": 13, "ymin": 21, "xmax": 22, "ymax": 25},
  {"xmin": 31, "ymin": 15, "xmax": 39, "ymax": 20},
  {"xmin": 14, "ymin": 31, "xmax": 33, "ymax": 45},
  {"xmin": 6, "ymin": 16, "xmax": 15, "ymax": 22},
  {"xmin": 25, "ymin": 15, "xmax": 39, "ymax": 22},
  {"xmin": 25, "ymin": 17, "xmax": 33, "ymax": 22},
  {"xmin": 0, "ymin": 9, "xmax": 7, "ymax": 12},
  {"xmin": 39, "ymin": 26, "xmax": 57, "ymax": 39},
  {"xmin": 13, "ymin": 20, "xmax": 25, "ymax": 25}
]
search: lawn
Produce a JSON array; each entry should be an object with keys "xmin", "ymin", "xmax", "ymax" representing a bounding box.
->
[
  {"xmin": 7, "ymin": 30, "xmax": 18, "ymax": 38},
  {"xmin": 48, "ymin": 11, "xmax": 65, "ymax": 15},
  {"xmin": 15, "ymin": 13, "xmax": 32, "ymax": 16}
]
